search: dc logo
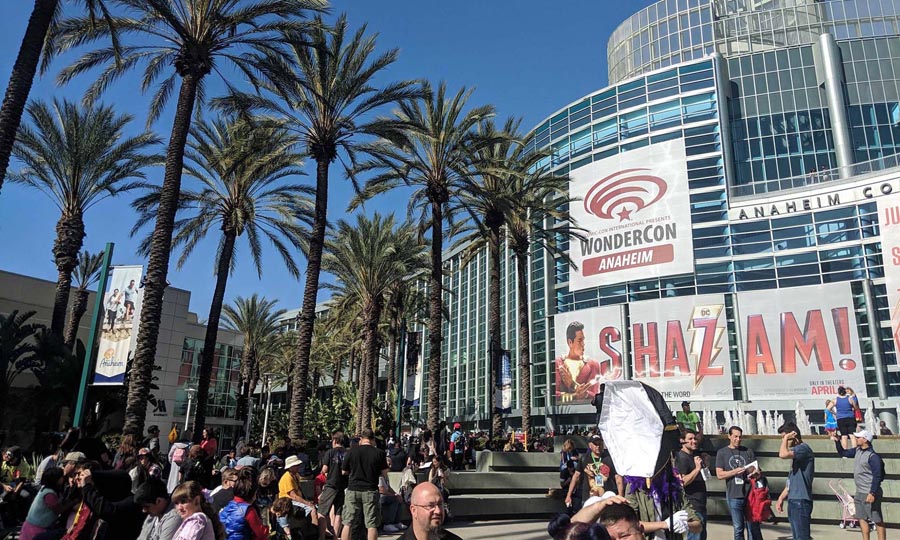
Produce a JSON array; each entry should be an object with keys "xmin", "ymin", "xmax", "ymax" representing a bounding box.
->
[{"xmin": 584, "ymin": 168, "xmax": 667, "ymax": 222}]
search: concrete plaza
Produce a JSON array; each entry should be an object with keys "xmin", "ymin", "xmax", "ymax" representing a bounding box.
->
[{"xmin": 428, "ymin": 518, "xmax": 877, "ymax": 539}]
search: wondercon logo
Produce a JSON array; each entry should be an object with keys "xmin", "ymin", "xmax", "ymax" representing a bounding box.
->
[{"xmin": 584, "ymin": 168, "xmax": 667, "ymax": 222}]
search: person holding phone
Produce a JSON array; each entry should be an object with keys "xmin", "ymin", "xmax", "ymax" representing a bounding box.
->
[{"xmin": 774, "ymin": 423, "xmax": 815, "ymax": 540}]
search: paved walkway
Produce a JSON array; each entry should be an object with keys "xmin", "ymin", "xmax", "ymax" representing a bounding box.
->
[{"xmin": 421, "ymin": 518, "xmax": 876, "ymax": 539}]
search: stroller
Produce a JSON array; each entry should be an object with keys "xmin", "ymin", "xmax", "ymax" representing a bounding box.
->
[{"xmin": 829, "ymin": 479, "xmax": 860, "ymax": 529}]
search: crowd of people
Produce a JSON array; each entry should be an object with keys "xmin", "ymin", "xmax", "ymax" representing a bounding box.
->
[
  {"xmin": 551, "ymin": 395, "xmax": 888, "ymax": 540},
  {"xmin": 0, "ymin": 422, "xmax": 480, "ymax": 540}
]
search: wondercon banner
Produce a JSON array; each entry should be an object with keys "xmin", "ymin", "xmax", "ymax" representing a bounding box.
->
[
  {"xmin": 629, "ymin": 294, "xmax": 734, "ymax": 400},
  {"xmin": 494, "ymin": 349, "xmax": 512, "ymax": 413},
  {"xmin": 553, "ymin": 305, "xmax": 625, "ymax": 405},
  {"xmin": 568, "ymin": 138, "xmax": 694, "ymax": 291},
  {"xmin": 402, "ymin": 332, "xmax": 422, "ymax": 407},
  {"xmin": 93, "ymin": 265, "xmax": 143, "ymax": 385},
  {"xmin": 737, "ymin": 282, "xmax": 867, "ymax": 400},
  {"xmin": 877, "ymin": 193, "xmax": 900, "ymax": 363}
]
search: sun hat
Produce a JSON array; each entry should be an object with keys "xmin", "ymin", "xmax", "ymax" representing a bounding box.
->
[{"xmin": 284, "ymin": 455, "xmax": 303, "ymax": 469}]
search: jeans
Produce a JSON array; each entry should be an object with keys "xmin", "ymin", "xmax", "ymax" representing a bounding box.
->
[
  {"xmin": 727, "ymin": 498, "xmax": 762, "ymax": 540},
  {"xmin": 788, "ymin": 499, "xmax": 812, "ymax": 540},
  {"xmin": 381, "ymin": 495, "xmax": 402, "ymax": 525},
  {"xmin": 686, "ymin": 510, "xmax": 707, "ymax": 540}
]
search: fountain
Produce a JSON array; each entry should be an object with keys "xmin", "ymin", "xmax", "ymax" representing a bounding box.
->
[{"xmin": 865, "ymin": 403, "xmax": 878, "ymax": 434}]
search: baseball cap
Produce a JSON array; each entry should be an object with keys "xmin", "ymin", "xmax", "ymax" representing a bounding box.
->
[
  {"xmin": 681, "ymin": 401, "xmax": 691, "ymax": 407},
  {"xmin": 453, "ymin": 422, "xmax": 461, "ymax": 429},
  {"xmin": 853, "ymin": 429, "xmax": 873, "ymax": 441},
  {"xmin": 62, "ymin": 451, "xmax": 86, "ymax": 464},
  {"xmin": 138, "ymin": 448, "xmax": 152, "ymax": 456},
  {"xmin": 589, "ymin": 434, "xmax": 603, "ymax": 445}
]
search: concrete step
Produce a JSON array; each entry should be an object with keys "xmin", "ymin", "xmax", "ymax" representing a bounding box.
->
[{"xmin": 447, "ymin": 492, "xmax": 566, "ymax": 520}]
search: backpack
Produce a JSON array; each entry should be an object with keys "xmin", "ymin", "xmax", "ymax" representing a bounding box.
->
[
  {"xmin": 745, "ymin": 480, "xmax": 772, "ymax": 523},
  {"xmin": 399, "ymin": 466, "xmax": 417, "ymax": 504},
  {"xmin": 450, "ymin": 432, "xmax": 464, "ymax": 455},
  {"xmin": 172, "ymin": 444, "xmax": 188, "ymax": 466}
]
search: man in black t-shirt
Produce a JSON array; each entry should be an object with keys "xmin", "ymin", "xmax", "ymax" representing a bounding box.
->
[
  {"xmin": 676, "ymin": 429, "xmax": 708, "ymax": 540},
  {"xmin": 318, "ymin": 430, "xmax": 347, "ymax": 539},
  {"xmin": 565, "ymin": 434, "xmax": 622, "ymax": 509},
  {"xmin": 341, "ymin": 428, "xmax": 389, "ymax": 540}
]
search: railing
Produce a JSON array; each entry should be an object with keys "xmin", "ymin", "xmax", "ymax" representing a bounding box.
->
[{"xmin": 731, "ymin": 152, "xmax": 900, "ymax": 199}]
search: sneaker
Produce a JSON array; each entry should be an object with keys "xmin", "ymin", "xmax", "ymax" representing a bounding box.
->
[
  {"xmin": 397, "ymin": 523, "xmax": 408, "ymax": 530},
  {"xmin": 383, "ymin": 524, "xmax": 400, "ymax": 533}
]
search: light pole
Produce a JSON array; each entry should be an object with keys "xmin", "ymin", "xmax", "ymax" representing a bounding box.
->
[
  {"xmin": 184, "ymin": 387, "xmax": 197, "ymax": 433},
  {"xmin": 261, "ymin": 373, "xmax": 277, "ymax": 446}
]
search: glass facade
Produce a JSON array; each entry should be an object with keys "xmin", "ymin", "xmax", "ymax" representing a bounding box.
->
[
  {"xmin": 414, "ymin": 1, "xmax": 900, "ymax": 426},
  {"xmin": 177, "ymin": 338, "xmax": 242, "ymax": 419}
]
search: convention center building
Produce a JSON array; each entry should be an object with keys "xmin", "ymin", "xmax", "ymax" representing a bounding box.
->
[{"xmin": 406, "ymin": 0, "xmax": 900, "ymax": 432}]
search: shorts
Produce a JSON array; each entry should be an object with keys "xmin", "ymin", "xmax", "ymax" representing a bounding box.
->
[
  {"xmin": 124, "ymin": 300, "xmax": 134, "ymax": 310},
  {"xmin": 342, "ymin": 489, "xmax": 381, "ymax": 529},
  {"xmin": 837, "ymin": 417, "xmax": 857, "ymax": 437},
  {"xmin": 317, "ymin": 484, "xmax": 345, "ymax": 515},
  {"xmin": 291, "ymin": 500, "xmax": 315, "ymax": 516},
  {"xmin": 853, "ymin": 491, "xmax": 883, "ymax": 523}
]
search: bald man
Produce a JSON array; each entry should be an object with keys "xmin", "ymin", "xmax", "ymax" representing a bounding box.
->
[{"xmin": 401, "ymin": 482, "xmax": 462, "ymax": 540}]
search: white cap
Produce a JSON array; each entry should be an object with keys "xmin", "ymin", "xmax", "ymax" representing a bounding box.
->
[{"xmin": 853, "ymin": 429, "xmax": 873, "ymax": 441}]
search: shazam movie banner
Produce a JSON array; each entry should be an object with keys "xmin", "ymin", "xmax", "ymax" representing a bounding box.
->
[
  {"xmin": 737, "ymin": 282, "xmax": 867, "ymax": 400},
  {"xmin": 494, "ymin": 349, "xmax": 512, "ymax": 413},
  {"xmin": 553, "ymin": 283, "xmax": 865, "ymax": 402}
]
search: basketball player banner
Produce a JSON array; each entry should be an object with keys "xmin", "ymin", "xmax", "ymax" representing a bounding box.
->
[
  {"xmin": 568, "ymin": 138, "xmax": 695, "ymax": 291},
  {"xmin": 403, "ymin": 331, "xmax": 422, "ymax": 407},
  {"xmin": 629, "ymin": 294, "xmax": 734, "ymax": 401},
  {"xmin": 93, "ymin": 265, "xmax": 143, "ymax": 385},
  {"xmin": 736, "ymin": 282, "xmax": 867, "ymax": 400}
]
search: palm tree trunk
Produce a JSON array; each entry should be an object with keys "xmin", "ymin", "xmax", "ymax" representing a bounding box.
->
[
  {"xmin": 359, "ymin": 300, "xmax": 383, "ymax": 434},
  {"xmin": 193, "ymin": 230, "xmax": 237, "ymax": 439},
  {"xmin": 51, "ymin": 213, "xmax": 85, "ymax": 337},
  {"xmin": 515, "ymin": 250, "xmax": 532, "ymax": 439},
  {"xmin": 347, "ymin": 349, "xmax": 355, "ymax": 385},
  {"xmin": 426, "ymin": 200, "xmax": 444, "ymax": 431},
  {"xmin": 290, "ymin": 158, "xmax": 329, "ymax": 441},
  {"xmin": 332, "ymin": 356, "xmax": 342, "ymax": 385},
  {"xmin": 0, "ymin": 0, "xmax": 58, "ymax": 195},
  {"xmin": 64, "ymin": 287, "xmax": 90, "ymax": 349},
  {"xmin": 488, "ymin": 226, "xmax": 503, "ymax": 438},
  {"xmin": 124, "ymin": 74, "xmax": 200, "ymax": 436},
  {"xmin": 237, "ymin": 347, "xmax": 254, "ymax": 421}
]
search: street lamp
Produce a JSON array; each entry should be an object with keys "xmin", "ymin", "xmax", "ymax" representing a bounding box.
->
[
  {"xmin": 261, "ymin": 373, "xmax": 277, "ymax": 446},
  {"xmin": 184, "ymin": 387, "xmax": 197, "ymax": 432}
]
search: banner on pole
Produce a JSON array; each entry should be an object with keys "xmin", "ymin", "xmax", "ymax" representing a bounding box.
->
[
  {"xmin": 403, "ymin": 332, "xmax": 422, "ymax": 407},
  {"xmin": 629, "ymin": 294, "xmax": 733, "ymax": 400},
  {"xmin": 568, "ymin": 138, "xmax": 694, "ymax": 291},
  {"xmin": 93, "ymin": 265, "xmax": 143, "ymax": 385},
  {"xmin": 495, "ymin": 349, "xmax": 512, "ymax": 413},
  {"xmin": 553, "ymin": 305, "xmax": 625, "ymax": 405},
  {"xmin": 877, "ymin": 193, "xmax": 900, "ymax": 368},
  {"xmin": 737, "ymin": 282, "xmax": 867, "ymax": 400}
]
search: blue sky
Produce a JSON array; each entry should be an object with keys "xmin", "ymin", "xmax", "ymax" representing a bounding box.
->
[{"xmin": 0, "ymin": 0, "xmax": 655, "ymax": 318}]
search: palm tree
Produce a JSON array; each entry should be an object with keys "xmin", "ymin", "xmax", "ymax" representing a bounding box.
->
[
  {"xmin": 0, "ymin": 310, "xmax": 41, "ymax": 417},
  {"xmin": 0, "ymin": 0, "xmax": 113, "ymax": 195},
  {"xmin": 323, "ymin": 214, "xmax": 426, "ymax": 434},
  {"xmin": 354, "ymin": 82, "xmax": 494, "ymax": 430},
  {"xmin": 10, "ymin": 98, "xmax": 160, "ymax": 338},
  {"xmin": 221, "ymin": 295, "xmax": 285, "ymax": 424},
  {"xmin": 505, "ymin": 140, "xmax": 584, "ymax": 433},
  {"xmin": 132, "ymin": 115, "xmax": 311, "ymax": 437},
  {"xmin": 383, "ymin": 280, "xmax": 425, "ymax": 399},
  {"xmin": 214, "ymin": 14, "xmax": 421, "ymax": 440},
  {"xmin": 64, "ymin": 249, "xmax": 105, "ymax": 348},
  {"xmin": 46, "ymin": 0, "xmax": 326, "ymax": 437}
]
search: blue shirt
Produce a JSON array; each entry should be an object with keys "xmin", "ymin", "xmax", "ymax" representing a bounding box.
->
[
  {"xmin": 835, "ymin": 396, "xmax": 854, "ymax": 419},
  {"xmin": 787, "ymin": 443, "xmax": 814, "ymax": 501}
]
